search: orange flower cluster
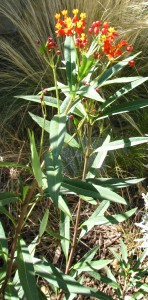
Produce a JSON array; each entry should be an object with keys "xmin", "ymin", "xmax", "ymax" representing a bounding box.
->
[
  {"xmin": 55, "ymin": 9, "xmax": 86, "ymax": 37},
  {"xmin": 55, "ymin": 9, "xmax": 88, "ymax": 50},
  {"xmin": 54, "ymin": 9, "xmax": 135, "ymax": 64},
  {"xmin": 89, "ymin": 20, "xmax": 128, "ymax": 59}
]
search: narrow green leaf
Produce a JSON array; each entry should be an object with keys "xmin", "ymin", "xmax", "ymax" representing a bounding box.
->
[
  {"xmin": 97, "ymin": 98, "xmax": 148, "ymax": 120},
  {"xmin": 0, "ymin": 192, "xmax": 20, "ymax": 207},
  {"xmin": 73, "ymin": 102, "xmax": 87, "ymax": 118},
  {"xmin": 62, "ymin": 178, "xmax": 127, "ymax": 204},
  {"xmin": 100, "ymin": 76, "xmax": 143, "ymax": 86},
  {"xmin": 79, "ymin": 246, "xmax": 100, "ymax": 264},
  {"xmin": 73, "ymin": 260, "xmax": 112, "ymax": 272},
  {"xmin": 39, "ymin": 209, "xmax": 49, "ymax": 238},
  {"xmin": 13, "ymin": 270, "xmax": 24, "ymax": 299},
  {"xmin": 93, "ymin": 52, "xmax": 141, "ymax": 88},
  {"xmin": 5, "ymin": 282, "xmax": 19, "ymax": 300},
  {"xmin": 28, "ymin": 130, "xmax": 42, "ymax": 188},
  {"xmin": 88, "ymin": 270, "xmax": 120, "ymax": 290},
  {"xmin": 120, "ymin": 239, "xmax": 128, "ymax": 263},
  {"xmin": 0, "ymin": 207, "xmax": 16, "ymax": 226},
  {"xmin": 133, "ymin": 248, "xmax": 148, "ymax": 270},
  {"xmin": 60, "ymin": 212, "xmax": 70, "ymax": 261},
  {"xmin": 100, "ymin": 77, "xmax": 148, "ymax": 110},
  {"xmin": 94, "ymin": 137, "xmax": 148, "ymax": 152},
  {"xmin": 17, "ymin": 238, "xmax": 39, "ymax": 300},
  {"xmin": 15, "ymin": 95, "xmax": 61, "ymax": 107},
  {"xmin": 105, "ymin": 266, "xmax": 117, "ymax": 284},
  {"xmin": 50, "ymin": 114, "xmax": 66, "ymax": 166},
  {"xmin": 87, "ymin": 135, "xmax": 110, "ymax": 178},
  {"xmin": 86, "ymin": 177, "xmax": 145, "ymax": 189},
  {"xmin": 77, "ymin": 85, "xmax": 105, "ymax": 102},
  {"xmin": 60, "ymin": 94, "xmax": 71, "ymax": 114},
  {"xmin": 121, "ymin": 113, "xmax": 143, "ymax": 135},
  {"xmin": 130, "ymin": 290, "xmax": 146, "ymax": 299},
  {"xmin": 80, "ymin": 200, "xmax": 110, "ymax": 238},
  {"xmin": 33, "ymin": 258, "xmax": 113, "ymax": 299},
  {"xmin": 46, "ymin": 227, "xmax": 70, "ymax": 242},
  {"xmin": 58, "ymin": 196, "xmax": 72, "ymax": 219},
  {"xmin": 109, "ymin": 248, "xmax": 121, "ymax": 262},
  {"xmin": 81, "ymin": 208, "xmax": 137, "ymax": 230},
  {"xmin": 136, "ymin": 283, "xmax": 148, "ymax": 293},
  {"xmin": 64, "ymin": 36, "xmax": 76, "ymax": 91},
  {"xmin": 79, "ymin": 195, "xmax": 97, "ymax": 205},
  {"xmin": 29, "ymin": 112, "xmax": 79, "ymax": 148},
  {"xmin": 0, "ymin": 221, "xmax": 8, "ymax": 261},
  {"xmin": 45, "ymin": 152, "xmax": 62, "ymax": 207},
  {"xmin": 0, "ymin": 161, "xmax": 31, "ymax": 171}
]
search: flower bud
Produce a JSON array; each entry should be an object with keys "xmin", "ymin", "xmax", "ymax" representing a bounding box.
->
[{"xmin": 128, "ymin": 60, "xmax": 135, "ymax": 67}]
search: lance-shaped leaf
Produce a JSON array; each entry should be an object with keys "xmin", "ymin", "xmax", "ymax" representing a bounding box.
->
[
  {"xmin": 0, "ymin": 221, "xmax": 8, "ymax": 262},
  {"xmin": 80, "ymin": 208, "xmax": 137, "ymax": 231},
  {"xmin": 100, "ymin": 77, "xmax": 148, "ymax": 110},
  {"xmin": 0, "ymin": 161, "xmax": 31, "ymax": 171},
  {"xmin": 50, "ymin": 114, "xmax": 66, "ymax": 166},
  {"xmin": 72, "ymin": 259, "xmax": 112, "ymax": 272},
  {"xmin": 86, "ymin": 177, "xmax": 145, "ymax": 190},
  {"xmin": 64, "ymin": 36, "xmax": 76, "ymax": 91},
  {"xmin": 15, "ymin": 95, "xmax": 61, "ymax": 107},
  {"xmin": 29, "ymin": 112, "xmax": 79, "ymax": 149},
  {"xmin": 88, "ymin": 269, "xmax": 120, "ymax": 291},
  {"xmin": 80, "ymin": 200, "xmax": 110, "ymax": 239},
  {"xmin": 92, "ymin": 52, "xmax": 141, "ymax": 88},
  {"xmin": 94, "ymin": 137, "xmax": 148, "ymax": 153},
  {"xmin": 33, "ymin": 258, "xmax": 113, "ymax": 299},
  {"xmin": 87, "ymin": 135, "xmax": 110, "ymax": 178},
  {"xmin": 60, "ymin": 211, "xmax": 70, "ymax": 262},
  {"xmin": 17, "ymin": 238, "xmax": 39, "ymax": 300},
  {"xmin": 62, "ymin": 178, "xmax": 127, "ymax": 204},
  {"xmin": 120, "ymin": 239, "xmax": 128, "ymax": 263},
  {"xmin": 0, "ymin": 192, "xmax": 20, "ymax": 207},
  {"xmin": 97, "ymin": 98, "xmax": 148, "ymax": 120},
  {"xmin": 45, "ymin": 152, "xmax": 62, "ymax": 207},
  {"xmin": 77, "ymin": 85, "xmax": 105, "ymax": 102},
  {"xmin": 100, "ymin": 76, "xmax": 143, "ymax": 87},
  {"xmin": 58, "ymin": 196, "xmax": 72, "ymax": 219},
  {"xmin": 28, "ymin": 130, "xmax": 42, "ymax": 188},
  {"xmin": 39, "ymin": 209, "xmax": 49, "ymax": 238}
]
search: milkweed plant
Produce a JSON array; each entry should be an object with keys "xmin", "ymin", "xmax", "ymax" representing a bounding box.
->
[{"xmin": 0, "ymin": 9, "xmax": 148, "ymax": 300}]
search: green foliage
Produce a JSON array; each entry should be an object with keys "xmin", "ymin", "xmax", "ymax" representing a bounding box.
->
[
  {"xmin": 0, "ymin": 8, "xmax": 148, "ymax": 300},
  {"xmin": 105, "ymin": 241, "xmax": 148, "ymax": 299}
]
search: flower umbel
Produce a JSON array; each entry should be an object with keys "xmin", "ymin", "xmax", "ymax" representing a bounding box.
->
[{"xmin": 55, "ymin": 9, "xmax": 86, "ymax": 37}]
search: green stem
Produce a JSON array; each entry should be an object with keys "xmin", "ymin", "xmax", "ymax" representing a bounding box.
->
[
  {"xmin": 57, "ymin": 122, "xmax": 92, "ymax": 300},
  {"xmin": 52, "ymin": 65, "xmax": 60, "ymax": 116},
  {"xmin": 66, "ymin": 123, "xmax": 92, "ymax": 271},
  {"xmin": 39, "ymin": 102, "xmax": 47, "ymax": 159}
]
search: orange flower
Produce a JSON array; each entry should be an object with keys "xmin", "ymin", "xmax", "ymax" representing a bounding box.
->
[{"xmin": 55, "ymin": 9, "xmax": 86, "ymax": 37}]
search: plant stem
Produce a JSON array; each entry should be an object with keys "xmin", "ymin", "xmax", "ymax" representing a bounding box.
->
[
  {"xmin": 52, "ymin": 65, "xmax": 60, "ymax": 116},
  {"xmin": 57, "ymin": 123, "xmax": 92, "ymax": 300},
  {"xmin": 39, "ymin": 101, "xmax": 47, "ymax": 159},
  {"xmin": 0, "ymin": 179, "xmax": 37, "ymax": 297}
]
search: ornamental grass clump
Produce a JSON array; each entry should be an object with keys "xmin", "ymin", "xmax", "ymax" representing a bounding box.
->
[{"xmin": 0, "ymin": 7, "xmax": 148, "ymax": 300}]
